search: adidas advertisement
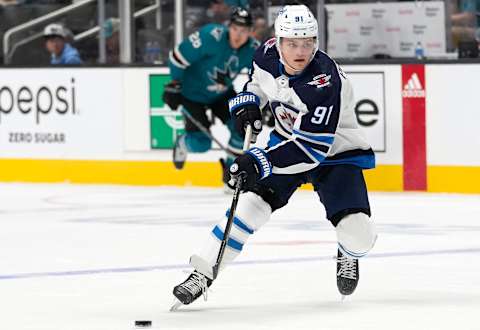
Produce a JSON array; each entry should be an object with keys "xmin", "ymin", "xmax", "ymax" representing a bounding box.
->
[
  {"xmin": 402, "ymin": 71, "xmax": 426, "ymax": 98},
  {"xmin": 401, "ymin": 64, "xmax": 426, "ymax": 190}
]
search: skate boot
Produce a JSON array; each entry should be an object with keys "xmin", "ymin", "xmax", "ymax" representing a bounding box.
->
[
  {"xmin": 173, "ymin": 134, "xmax": 187, "ymax": 170},
  {"xmin": 336, "ymin": 249, "xmax": 359, "ymax": 297},
  {"xmin": 172, "ymin": 270, "xmax": 213, "ymax": 307}
]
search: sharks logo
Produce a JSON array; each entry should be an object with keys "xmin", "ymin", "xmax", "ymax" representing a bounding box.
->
[{"xmin": 207, "ymin": 56, "xmax": 239, "ymax": 93}]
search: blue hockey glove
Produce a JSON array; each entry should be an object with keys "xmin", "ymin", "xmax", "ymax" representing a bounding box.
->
[
  {"xmin": 163, "ymin": 80, "xmax": 183, "ymax": 110},
  {"xmin": 228, "ymin": 92, "xmax": 263, "ymax": 142},
  {"xmin": 229, "ymin": 147, "xmax": 272, "ymax": 191}
]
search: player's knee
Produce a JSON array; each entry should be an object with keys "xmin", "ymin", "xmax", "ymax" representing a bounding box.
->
[
  {"xmin": 185, "ymin": 132, "xmax": 211, "ymax": 152},
  {"xmin": 234, "ymin": 192, "xmax": 272, "ymax": 231},
  {"xmin": 335, "ymin": 212, "xmax": 377, "ymax": 258}
]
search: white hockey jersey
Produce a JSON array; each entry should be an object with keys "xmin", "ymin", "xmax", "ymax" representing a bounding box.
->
[{"xmin": 243, "ymin": 38, "xmax": 375, "ymax": 175}]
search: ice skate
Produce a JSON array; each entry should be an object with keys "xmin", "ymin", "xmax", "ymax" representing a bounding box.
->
[
  {"xmin": 173, "ymin": 134, "xmax": 187, "ymax": 170},
  {"xmin": 171, "ymin": 270, "xmax": 212, "ymax": 310},
  {"xmin": 336, "ymin": 249, "xmax": 359, "ymax": 298}
]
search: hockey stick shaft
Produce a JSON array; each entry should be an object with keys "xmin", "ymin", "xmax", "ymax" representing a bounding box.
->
[
  {"xmin": 179, "ymin": 107, "xmax": 239, "ymax": 157},
  {"xmin": 212, "ymin": 125, "xmax": 252, "ymax": 280}
]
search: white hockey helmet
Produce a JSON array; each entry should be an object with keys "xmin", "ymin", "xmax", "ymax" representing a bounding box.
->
[
  {"xmin": 274, "ymin": 5, "xmax": 319, "ymax": 73},
  {"xmin": 274, "ymin": 5, "xmax": 318, "ymax": 39}
]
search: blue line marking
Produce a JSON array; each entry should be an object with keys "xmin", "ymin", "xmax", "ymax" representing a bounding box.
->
[{"xmin": 1, "ymin": 248, "xmax": 479, "ymax": 281}]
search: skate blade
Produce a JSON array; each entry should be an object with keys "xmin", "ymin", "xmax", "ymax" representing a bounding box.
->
[{"xmin": 170, "ymin": 298, "xmax": 183, "ymax": 312}]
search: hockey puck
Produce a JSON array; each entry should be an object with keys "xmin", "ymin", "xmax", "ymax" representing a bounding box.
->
[{"xmin": 135, "ymin": 320, "xmax": 152, "ymax": 327}]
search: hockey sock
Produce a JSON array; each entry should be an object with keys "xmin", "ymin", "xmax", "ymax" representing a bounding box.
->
[{"xmin": 195, "ymin": 192, "xmax": 272, "ymax": 272}]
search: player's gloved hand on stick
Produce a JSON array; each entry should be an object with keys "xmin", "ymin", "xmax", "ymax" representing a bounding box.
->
[
  {"xmin": 229, "ymin": 147, "xmax": 272, "ymax": 191},
  {"xmin": 229, "ymin": 92, "xmax": 263, "ymax": 142},
  {"xmin": 163, "ymin": 80, "xmax": 183, "ymax": 110}
]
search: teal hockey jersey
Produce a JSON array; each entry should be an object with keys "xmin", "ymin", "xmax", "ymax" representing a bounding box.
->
[{"xmin": 169, "ymin": 24, "xmax": 258, "ymax": 104}]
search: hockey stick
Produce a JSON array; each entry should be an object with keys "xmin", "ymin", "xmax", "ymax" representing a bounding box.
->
[
  {"xmin": 179, "ymin": 107, "xmax": 240, "ymax": 157},
  {"xmin": 211, "ymin": 125, "xmax": 253, "ymax": 279}
]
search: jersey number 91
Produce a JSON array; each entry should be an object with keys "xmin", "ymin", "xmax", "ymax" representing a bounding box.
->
[{"xmin": 311, "ymin": 105, "xmax": 333, "ymax": 125}]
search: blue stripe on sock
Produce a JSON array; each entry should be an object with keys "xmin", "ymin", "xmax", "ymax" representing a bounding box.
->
[
  {"xmin": 212, "ymin": 225, "xmax": 243, "ymax": 251},
  {"xmin": 234, "ymin": 217, "xmax": 254, "ymax": 235},
  {"xmin": 225, "ymin": 210, "xmax": 254, "ymax": 234}
]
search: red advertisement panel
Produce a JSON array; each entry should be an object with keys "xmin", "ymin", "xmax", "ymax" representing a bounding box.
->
[{"xmin": 402, "ymin": 64, "xmax": 426, "ymax": 191}]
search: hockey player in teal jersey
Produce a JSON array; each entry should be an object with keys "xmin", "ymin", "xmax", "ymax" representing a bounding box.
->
[{"xmin": 163, "ymin": 7, "xmax": 259, "ymax": 188}]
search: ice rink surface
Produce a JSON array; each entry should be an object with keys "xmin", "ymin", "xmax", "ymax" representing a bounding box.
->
[{"xmin": 1, "ymin": 183, "xmax": 479, "ymax": 330}]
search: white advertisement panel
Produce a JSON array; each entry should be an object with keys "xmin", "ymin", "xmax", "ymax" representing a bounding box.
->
[
  {"xmin": 0, "ymin": 69, "xmax": 124, "ymax": 159},
  {"xmin": 326, "ymin": 1, "xmax": 446, "ymax": 58},
  {"xmin": 347, "ymin": 71, "xmax": 386, "ymax": 152},
  {"xmin": 426, "ymin": 64, "xmax": 480, "ymax": 166},
  {"xmin": 344, "ymin": 65, "xmax": 403, "ymax": 165}
]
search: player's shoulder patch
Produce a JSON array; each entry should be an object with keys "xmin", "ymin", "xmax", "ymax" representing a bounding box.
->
[
  {"xmin": 262, "ymin": 37, "xmax": 276, "ymax": 54},
  {"xmin": 302, "ymin": 52, "xmax": 342, "ymax": 92},
  {"xmin": 306, "ymin": 73, "xmax": 332, "ymax": 89},
  {"xmin": 200, "ymin": 24, "xmax": 225, "ymax": 42},
  {"xmin": 209, "ymin": 26, "xmax": 225, "ymax": 42}
]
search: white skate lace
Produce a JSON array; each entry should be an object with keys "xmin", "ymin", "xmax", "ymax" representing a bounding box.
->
[
  {"xmin": 183, "ymin": 271, "xmax": 209, "ymax": 301},
  {"xmin": 336, "ymin": 255, "xmax": 357, "ymax": 280}
]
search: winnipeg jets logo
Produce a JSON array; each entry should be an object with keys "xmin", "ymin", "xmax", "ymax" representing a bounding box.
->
[
  {"xmin": 307, "ymin": 74, "xmax": 331, "ymax": 89},
  {"xmin": 278, "ymin": 108, "xmax": 296, "ymax": 128},
  {"xmin": 271, "ymin": 101, "xmax": 299, "ymax": 131},
  {"xmin": 207, "ymin": 56, "xmax": 239, "ymax": 93}
]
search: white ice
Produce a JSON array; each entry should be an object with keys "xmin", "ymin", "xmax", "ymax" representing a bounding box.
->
[{"xmin": 1, "ymin": 183, "xmax": 479, "ymax": 330}]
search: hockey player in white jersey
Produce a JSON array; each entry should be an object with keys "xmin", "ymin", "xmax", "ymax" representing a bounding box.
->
[{"xmin": 171, "ymin": 5, "xmax": 377, "ymax": 308}]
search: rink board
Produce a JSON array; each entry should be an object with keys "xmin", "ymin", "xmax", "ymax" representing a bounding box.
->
[
  {"xmin": 0, "ymin": 64, "xmax": 479, "ymax": 193},
  {"xmin": 1, "ymin": 158, "xmax": 479, "ymax": 194}
]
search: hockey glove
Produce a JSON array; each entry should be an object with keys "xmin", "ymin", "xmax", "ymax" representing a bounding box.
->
[
  {"xmin": 229, "ymin": 147, "xmax": 272, "ymax": 191},
  {"xmin": 163, "ymin": 80, "xmax": 183, "ymax": 110},
  {"xmin": 229, "ymin": 92, "xmax": 263, "ymax": 142}
]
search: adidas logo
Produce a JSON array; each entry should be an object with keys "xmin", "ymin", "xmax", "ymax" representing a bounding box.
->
[{"xmin": 402, "ymin": 73, "xmax": 425, "ymax": 98}]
